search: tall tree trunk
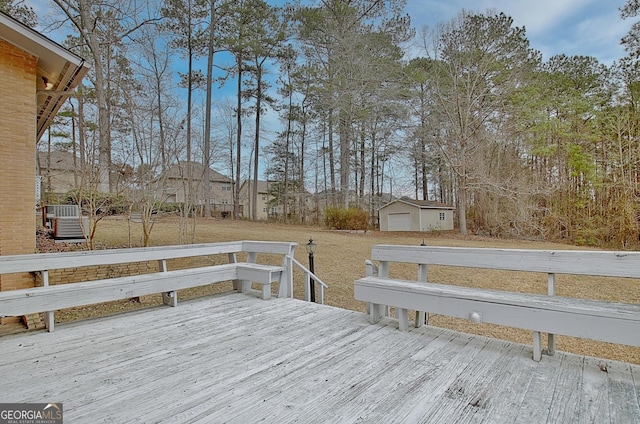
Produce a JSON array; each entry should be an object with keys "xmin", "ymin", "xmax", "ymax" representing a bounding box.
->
[
  {"xmin": 252, "ymin": 68, "xmax": 262, "ymax": 221},
  {"xmin": 77, "ymin": 84, "xmax": 86, "ymax": 188},
  {"xmin": 420, "ymin": 105, "xmax": 428, "ymax": 200},
  {"xmin": 370, "ymin": 127, "xmax": 376, "ymax": 222},
  {"xmin": 458, "ymin": 174, "xmax": 467, "ymax": 235},
  {"xmin": 203, "ymin": 0, "xmax": 216, "ymax": 219},
  {"xmin": 156, "ymin": 73, "xmax": 167, "ymax": 173},
  {"xmin": 299, "ymin": 111, "xmax": 307, "ymax": 224},
  {"xmin": 283, "ymin": 90, "xmax": 292, "ymax": 223},
  {"xmin": 339, "ymin": 108, "xmax": 350, "ymax": 208},
  {"xmin": 327, "ymin": 111, "xmax": 336, "ymax": 205},
  {"xmin": 359, "ymin": 124, "xmax": 366, "ymax": 200},
  {"xmin": 234, "ymin": 54, "xmax": 243, "ymax": 219},
  {"xmin": 180, "ymin": 38, "xmax": 194, "ymax": 243}
]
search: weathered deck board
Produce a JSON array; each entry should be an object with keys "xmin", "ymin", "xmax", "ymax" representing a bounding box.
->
[
  {"xmin": 546, "ymin": 353, "xmax": 584, "ymax": 422},
  {"xmin": 608, "ymin": 361, "xmax": 640, "ymax": 422},
  {"xmin": 578, "ymin": 356, "xmax": 609, "ymax": 424},
  {"xmin": 0, "ymin": 293, "xmax": 638, "ymax": 423}
]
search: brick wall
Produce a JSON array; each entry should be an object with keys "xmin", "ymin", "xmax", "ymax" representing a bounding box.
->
[
  {"xmin": 36, "ymin": 257, "xmax": 219, "ymax": 287},
  {"xmin": 38, "ymin": 263, "xmax": 158, "ymax": 286},
  {"xmin": 0, "ymin": 40, "xmax": 37, "ymax": 298}
]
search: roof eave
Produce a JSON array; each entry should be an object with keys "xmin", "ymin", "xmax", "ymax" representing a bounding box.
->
[{"xmin": 0, "ymin": 12, "xmax": 90, "ymax": 140}]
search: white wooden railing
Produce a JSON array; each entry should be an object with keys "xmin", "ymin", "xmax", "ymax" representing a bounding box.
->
[
  {"xmin": 0, "ymin": 241, "xmax": 322, "ymax": 331},
  {"xmin": 291, "ymin": 256, "xmax": 328, "ymax": 304}
]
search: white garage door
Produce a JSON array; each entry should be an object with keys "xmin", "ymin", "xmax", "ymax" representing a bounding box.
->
[{"xmin": 388, "ymin": 213, "xmax": 411, "ymax": 231}]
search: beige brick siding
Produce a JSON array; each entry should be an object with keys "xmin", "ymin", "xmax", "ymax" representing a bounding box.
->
[
  {"xmin": 0, "ymin": 39, "xmax": 37, "ymax": 294},
  {"xmin": 34, "ymin": 257, "xmax": 223, "ymax": 287}
]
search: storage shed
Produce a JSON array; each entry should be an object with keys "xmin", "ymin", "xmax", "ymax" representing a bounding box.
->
[{"xmin": 379, "ymin": 197, "xmax": 454, "ymax": 232}]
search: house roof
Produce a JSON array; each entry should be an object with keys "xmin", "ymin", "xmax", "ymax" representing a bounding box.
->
[
  {"xmin": 380, "ymin": 196, "xmax": 454, "ymax": 210},
  {"xmin": 239, "ymin": 180, "xmax": 276, "ymax": 194},
  {"xmin": 163, "ymin": 161, "xmax": 232, "ymax": 183},
  {"xmin": 36, "ymin": 150, "xmax": 78, "ymax": 172},
  {"xmin": 0, "ymin": 11, "xmax": 90, "ymax": 140}
]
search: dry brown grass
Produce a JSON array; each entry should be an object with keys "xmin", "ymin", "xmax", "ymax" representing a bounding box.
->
[{"xmin": 78, "ymin": 215, "xmax": 638, "ymax": 364}]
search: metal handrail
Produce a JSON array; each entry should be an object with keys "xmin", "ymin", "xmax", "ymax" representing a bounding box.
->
[{"xmin": 290, "ymin": 256, "xmax": 328, "ymax": 304}]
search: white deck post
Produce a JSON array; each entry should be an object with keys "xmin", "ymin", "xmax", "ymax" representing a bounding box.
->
[
  {"xmin": 533, "ymin": 331, "xmax": 542, "ymax": 361},
  {"xmin": 228, "ymin": 253, "xmax": 238, "ymax": 291},
  {"xmin": 286, "ymin": 246, "xmax": 295, "ymax": 298},
  {"xmin": 364, "ymin": 260, "xmax": 376, "ymax": 315},
  {"xmin": 398, "ymin": 308, "xmax": 409, "ymax": 331},
  {"xmin": 304, "ymin": 274, "xmax": 311, "ymax": 301},
  {"xmin": 239, "ymin": 252, "xmax": 257, "ymax": 293},
  {"xmin": 159, "ymin": 259, "xmax": 177, "ymax": 307},
  {"xmin": 370, "ymin": 303, "xmax": 382, "ymax": 323},
  {"xmin": 415, "ymin": 264, "xmax": 428, "ymax": 327},
  {"xmin": 42, "ymin": 270, "xmax": 54, "ymax": 332},
  {"xmin": 547, "ymin": 273, "xmax": 556, "ymax": 356},
  {"xmin": 378, "ymin": 261, "xmax": 389, "ymax": 278},
  {"xmin": 277, "ymin": 252, "xmax": 294, "ymax": 299},
  {"xmin": 378, "ymin": 261, "xmax": 390, "ymax": 318}
]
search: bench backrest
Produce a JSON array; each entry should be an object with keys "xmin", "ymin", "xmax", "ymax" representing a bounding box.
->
[
  {"xmin": 371, "ymin": 245, "xmax": 640, "ymax": 279},
  {"xmin": 0, "ymin": 241, "xmax": 297, "ymax": 274}
]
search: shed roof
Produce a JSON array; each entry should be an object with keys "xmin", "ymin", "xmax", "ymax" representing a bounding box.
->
[
  {"xmin": 380, "ymin": 196, "xmax": 454, "ymax": 210},
  {"xmin": 0, "ymin": 11, "xmax": 90, "ymax": 140}
]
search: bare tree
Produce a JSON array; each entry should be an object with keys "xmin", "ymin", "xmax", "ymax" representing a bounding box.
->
[
  {"xmin": 423, "ymin": 11, "xmax": 539, "ymax": 234},
  {"xmin": 51, "ymin": 0, "xmax": 159, "ymax": 193}
]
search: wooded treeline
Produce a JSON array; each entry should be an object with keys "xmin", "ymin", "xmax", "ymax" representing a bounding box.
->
[{"xmin": 6, "ymin": 0, "xmax": 640, "ymax": 248}]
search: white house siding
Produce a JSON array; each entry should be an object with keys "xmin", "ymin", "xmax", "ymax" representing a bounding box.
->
[{"xmin": 420, "ymin": 209, "xmax": 454, "ymax": 231}]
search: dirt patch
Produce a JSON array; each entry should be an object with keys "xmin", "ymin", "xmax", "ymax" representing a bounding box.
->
[{"xmin": 26, "ymin": 216, "xmax": 640, "ymax": 364}]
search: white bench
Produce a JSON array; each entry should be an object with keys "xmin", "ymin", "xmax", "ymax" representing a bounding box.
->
[
  {"xmin": 0, "ymin": 241, "xmax": 296, "ymax": 332},
  {"xmin": 354, "ymin": 245, "xmax": 640, "ymax": 361},
  {"xmin": 0, "ymin": 262, "xmax": 283, "ymax": 315}
]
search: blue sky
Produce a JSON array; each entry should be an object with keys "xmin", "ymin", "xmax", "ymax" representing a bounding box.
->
[
  {"xmin": 28, "ymin": 0, "xmax": 634, "ymax": 65},
  {"xmin": 407, "ymin": 0, "xmax": 633, "ymax": 65}
]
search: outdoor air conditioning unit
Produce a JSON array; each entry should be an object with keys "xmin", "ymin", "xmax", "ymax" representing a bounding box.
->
[{"xmin": 44, "ymin": 205, "xmax": 81, "ymax": 229}]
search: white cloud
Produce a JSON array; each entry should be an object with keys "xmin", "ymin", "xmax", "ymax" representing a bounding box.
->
[
  {"xmin": 572, "ymin": 10, "xmax": 633, "ymax": 62},
  {"xmin": 496, "ymin": 0, "xmax": 599, "ymax": 36},
  {"xmin": 406, "ymin": 0, "xmax": 631, "ymax": 64}
]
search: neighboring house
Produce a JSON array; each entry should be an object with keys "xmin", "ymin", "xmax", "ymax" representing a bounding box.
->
[
  {"xmin": 378, "ymin": 197, "xmax": 455, "ymax": 232},
  {"xmin": 239, "ymin": 180, "xmax": 282, "ymax": 220},
  {"xmin": 0, "ymin": 11, "xmax": 88, "ymax": 304},
  {"xmin": 37, "ymin": 150, "xmax": 79, "ymax": 196},
  {"xmin": 153, "ymin": 161, "xmax": 234, "ymax": 217}
]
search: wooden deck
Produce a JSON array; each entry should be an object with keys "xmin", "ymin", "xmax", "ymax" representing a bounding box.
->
[{"xmin": 1, "ymin": 293, "xmax": 638, "ymax": 423}]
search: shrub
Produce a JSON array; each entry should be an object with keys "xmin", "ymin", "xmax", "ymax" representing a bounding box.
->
[
  {"xmin": 63, "ymin": 189, "xmax": 126, "ymax": 215},
  {"xmin": 325, "ymin": 207, "xmax": 369, "ymax": 230},
  {"xmin": 154, "ymin": 202, "xmax": 182, "ymax": 214}
]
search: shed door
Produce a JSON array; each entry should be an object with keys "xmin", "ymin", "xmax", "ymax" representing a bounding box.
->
[{"xmin": 388, "ymin": 213, "xmax": 411, "ymax": 231}]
